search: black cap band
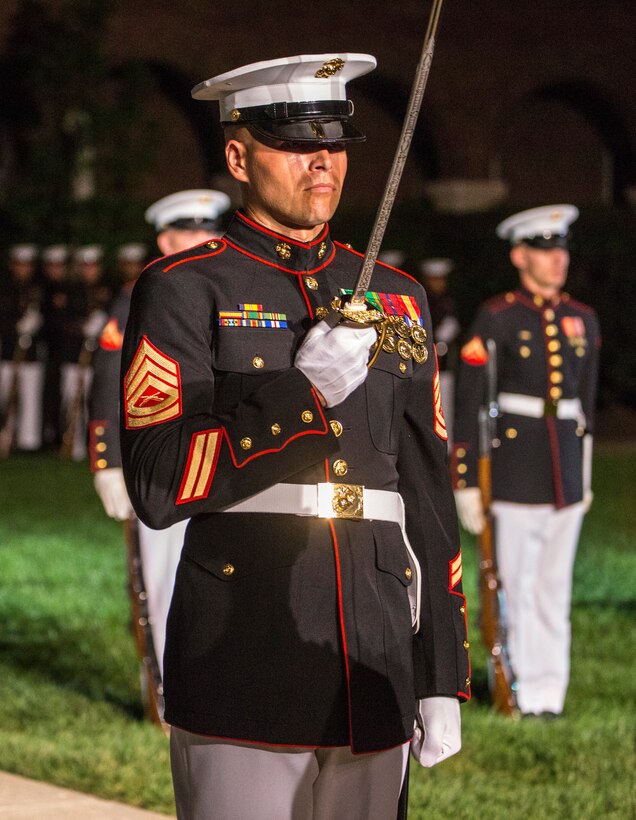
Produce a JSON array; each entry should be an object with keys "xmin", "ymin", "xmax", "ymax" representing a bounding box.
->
[
  {"xmin": 162, "ymin": 217, "xmax": 220, "ymax": 231},
  {"xmin": 520, "ymin": 233, "xmax": 569, "ymax": 249},
  {"xmin": 223, "ymin": 99, "xmax": 354, "ymax": 124}
]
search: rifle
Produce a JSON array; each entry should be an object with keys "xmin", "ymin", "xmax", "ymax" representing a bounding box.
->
[
  {"xmin": 59, "ymin": 335, "xmax": 97, "ymax": 459},
  {"xmin": 477, "ymin": 338, "xmax": 518, "ymax": 716},
  {"xmin": 0, "ymin": 334, "xmax": 31, "ymax": 458},
  {"xmin": 124, "ymin": 517, "xmax": 168, "ymax": 731}
]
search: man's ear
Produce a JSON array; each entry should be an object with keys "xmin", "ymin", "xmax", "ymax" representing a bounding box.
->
[
  {"xmin": 156, "ymin": 232, "xmax": 173, "ymax": 256},
  {"xmin": 225, "ymin": 138, "xmax": 249, "ymax": 184},
  {"xmin": 509, "ymin": 244, "xmax": 526, "ymax": 271}
]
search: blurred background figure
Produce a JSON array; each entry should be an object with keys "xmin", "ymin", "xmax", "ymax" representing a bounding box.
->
[
  {"xmin": 0, "ymin": 243, "xmax": 44, "ymax": 455},
  {"xmin": 59, "ymin": 244, "xmax": 111, "ymax": 460},
  {"xmin": 451, "ymin": 205, "xmax": 600, "ymax": 718},
  {"xmin": 89, "ymin": 188, "xmax": 230, "ymax": 726},
  {"xmin": 419, "ymin": 257, "xmax": 461, "ymax": 446},
  {"xmin": 41, "ymin": 244, "xmax": 71, "ymax": 450}
]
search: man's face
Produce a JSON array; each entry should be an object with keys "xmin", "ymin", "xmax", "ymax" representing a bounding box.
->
[
  {"xmin": 226, "ymin": 128, "xmax": 348, "ymax": 237},
  {"xmin": 10, "ymin": 260, "xmax": 35, "ymax": 282},
  {"xmin": 511, "ymin": 244, "xmax": 569, "ymax": 296}
]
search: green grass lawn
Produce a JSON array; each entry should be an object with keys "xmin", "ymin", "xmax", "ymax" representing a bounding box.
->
[{"xmin": 0, "ymin": 449, "xmax": 634, "ymax": 817}]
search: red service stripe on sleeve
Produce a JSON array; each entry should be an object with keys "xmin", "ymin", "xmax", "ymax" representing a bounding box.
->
[
  {"xmin": 448, "ymin": 550, "xmax": 463, "ymax": 589},
  {"xmin": 432, "ymin": 351, "xmax": 448, "ymax": 441},
  {"xmin": 176, "ymin": 429, "xmax": 223, "ymax": 505}
]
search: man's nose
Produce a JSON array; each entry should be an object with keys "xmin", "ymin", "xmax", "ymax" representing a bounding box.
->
[{"xmin": 309, "ymin": 149, "xmax": 333, "ymax": 170}]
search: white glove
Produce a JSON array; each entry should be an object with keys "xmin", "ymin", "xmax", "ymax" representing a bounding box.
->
[
  {"xmin": 82, "ymin": 309, "xmax": 108, "ymax": 339},
  {"xmin": 454, "ymin": 486, "xmax": 485, "ymax": 534},
  {"xmin": 16, "ymin": 307, "xmax": 43, "ymax": 336},
  {"xmin": 294, "ymin": 320, "xmax": 377, "ymax": 408},
  {"xmin": 94, "ymin": 468, "xmax": 134, "ymax": 520},
  {"xmin": 411, "ymin": 696, "xmax": 461, "ymax": 768}
]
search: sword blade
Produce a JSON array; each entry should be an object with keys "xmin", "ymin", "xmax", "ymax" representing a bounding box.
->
[{"xmin": 350, "ymin": 0, "xmax": 445, "ymax": 305}]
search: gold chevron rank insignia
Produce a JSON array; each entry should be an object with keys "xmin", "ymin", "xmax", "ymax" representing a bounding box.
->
[
  {"xmin": 124, "ymin": 336, "xmax": 182, "ymax": 429},
  {"xmin": 176, "ymin": 428, "xmax": 223, "ymax": 504},
  {"xmin": 433, "ymin": 365, "xmax": 448, "ymax": 441},
  {"xmin": 449, "ymin": 551, "xmax": 463, "ymax": 589}
]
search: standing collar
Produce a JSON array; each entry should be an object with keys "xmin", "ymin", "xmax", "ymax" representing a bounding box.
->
[
  {"xmin": 517, "ymin": 285, "xmax": 562, "ymax": 310},
  {"xmin": 223, "ymin": 210, "xmax": 334, "ymax": 274}
]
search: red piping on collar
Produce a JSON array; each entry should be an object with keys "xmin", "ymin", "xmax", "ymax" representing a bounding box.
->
[
  {"xmin": 223, "ymin": 237, "xmax": 336, "ymax": 276},
  {"xmin": 237, "ymin": 211, "xmax": 329, "ymax": 248}
]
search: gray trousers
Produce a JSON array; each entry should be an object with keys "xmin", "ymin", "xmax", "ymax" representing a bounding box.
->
[{"xmin": 170, "ymin": 727, "xmax": 409, "ymax": 820}]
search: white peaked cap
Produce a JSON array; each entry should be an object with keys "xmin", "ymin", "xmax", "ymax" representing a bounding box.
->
[
  {"xmin": 378, "ymin": 250, "xmax": 406, "ymax": 268},
  {"xmin": 118, "ymin": 243, "xmax": 147, "ymax": 262},
  {"xmin": 10, "ymin": 244, "xmax": 38, "ymax": 262},
  {"xmin": 42, "ymin": 245, "xmax": 69, "ymax": 264},
  {"xmin": 419, "ymin": 258, "xmax": 454, "ymax": 278},
  {"xmin": 496, "ymin": 204, "xmax": 579, "ymax": 245},
  {"xmin": 192, "ymin": 53, "xmax": 376, "ymax": 117},
  {"xmin": 191, "ymin": 54, "xmax": 376, "ymax": 144},
  {"xmin": 145, "ymin": 189, "xmax": 231, "ymax": 232},
  {"xmin": 74, "ymin": 245, "xmax": 103, "ymax": 264}
]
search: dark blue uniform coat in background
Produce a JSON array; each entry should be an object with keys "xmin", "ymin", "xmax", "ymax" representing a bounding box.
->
[
  {"xmin": 120, "ymin": 211, "xmax": 470, "ymax": 754},
  {"xmin": 452, "ymin": 287, "xmax": 600, "ymax": 506}
]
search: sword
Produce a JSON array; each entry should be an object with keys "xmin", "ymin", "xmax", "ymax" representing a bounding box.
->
[{"xmin": 338, "ymin": 0, "xmax": 445, "ymax": 326}]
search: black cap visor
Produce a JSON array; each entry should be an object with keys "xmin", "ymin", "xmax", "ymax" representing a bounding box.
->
[
  {"xmin": 247, "ymin": 117, "xmax": 365, "ymax": 146},
  {"xmin": 163, "ymin": 217, "xmax": 220, "ymax": 231},
  {"xmin": 520, "ymin": 234, "xmax": 569, "ymax": 250}
]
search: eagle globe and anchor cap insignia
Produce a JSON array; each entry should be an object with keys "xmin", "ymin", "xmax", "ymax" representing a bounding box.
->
[
  {"xmin": 125, "ymin": 336, "xmax": 182, "ymax": 429},
  {"xmin": 315, "ymin": 58, "xmax": 345, "ymax": 78}
]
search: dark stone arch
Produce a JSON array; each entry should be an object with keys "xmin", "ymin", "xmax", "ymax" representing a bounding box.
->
[
  {"xmin": 355, "ymin": 73, "xmax": 440, "ymax": 180},
  {"xmin": 530, "ymin": 81, "xmax": 636, "ymax": 205},
  {"xmin": 110, "ymin": 59, "xmax": 226, "ymax": 179}
]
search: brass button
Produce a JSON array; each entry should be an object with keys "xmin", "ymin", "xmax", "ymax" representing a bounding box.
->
[
  {"xmin": 519, "ymin": 345, "xmax": 531, "ymax": 358},
  {"xmin": 96, "ymin": 442, "xmax": 107, "ymax": 452},
  {"xmin": 533, "ymin": 295, "xmax": 544, "ymax": 306},
  {"xmin": 405, "ymin": 567, "xmax": 412, "ymax": 581},
  {"xmin": 456, "ymin": 447, "xmax": 466, "ymax": 458},
  {"xmin": 301, "ymin": 410, "xmax": 314, "ymax": 424},
  {"xmin": 550, "ymin": 386, "xmax": 562, "ymax": 399},
  {"xmin": 460, "ymin": 605, "xmax": 465, "ymax": 614},
  {"xmin": 96, "ymin": 458, "xmax": 108, "ymax": 469},
  {"xmin": 399, "ymin": 362, "xmax": 407, "ymax": 373},
  {"xmin": 95, "ymin": 425, "xmax": 105, "ymax": 436},
  {"xmin": 505, "ymin": 292, "xmax": 515, "ymax": 303},
  {"xmin": 505, "ymin": 428, "xmax": 518, "ymax": 439},
  {"xmin": 222, "ymin": 563, "xmax": 235, "ymax": 576},
  {"xmin": 518, "ymin": 329, "xmax": 532, "ymax": 340},
  {"xmin": 305, "ymin": 276, "xmax": 318, "ymax": 290},
  {"xmin": 548, "ymin": 339, "xmax": 561, "ymax": 351},
  {"xmin": 230, "ymin": 108, "xmax": 241, "ymax": 121},
  {"xmin": 576, "ymin": 426, "xmax": 585, "ymax": 437},
  {"xmin": 318, "ymin": 241, "xmax": 327, "ymax": 259},
  {"xmin": 240, "ymin": 437, "xmax": 252, "ymax": 450},
  {"xmin": 457, "ymin": 463, "xmax": 468, "ymax": 474},
  {"xmin": 330, "ymin": 420, "xmax": 343, "ymax": 437},
  {"xmin": 550, "ymin": 371, "xmax": 563, "ymax": 384},
  {"xmin": 333, "ymin": 459, "xmax": 348, "ymax": 477},
  {"xmin": 271, "ymin": 423, "xmax": 281, "ymax": 436},
  {"xmin": 544, "ymin": 308, "xmax": 555, "ymax": 321},
  {"xmin": 457, "ymin": 479, "xmax": 467, "ymax": 488},
  {"xmin": 315, "ymin": 307, "xmax": 328, "ymax": 319},
  {"xmin": 463, "ymin": 640, "xmax": 470, "ymax": 650},
  {"xmin": 545, "ymin": 324, "xmax": 558, "ymax": 337},
  {"xmin": 550, "ymin": 354, "xmax": 563, "ymax": 366},
  {"xmin": 276, "ymin": 242, "xmax": 292, "ymax": 260},
  {"xmin": 465, "ymin": 677, "xmax": 471, "ymax": 687},
  {"xmin": 206, "ymin": 240, "xmax": 219, "ymax": 250},
  {"xmin": 252, "ymin": 356, "xmax": 265, "ymax": 369},
  {"xmin": 576, "ymin": 347, "xmax": 585, "ymax": 357}
]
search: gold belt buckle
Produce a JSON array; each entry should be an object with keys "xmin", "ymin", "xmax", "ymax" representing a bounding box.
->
[
  {"xmin": 317, "ymin": 483, "xmax": 365, "ymax": 519},
  {"xmin": 331, "ymin": 483, "xmax": 364, "ymax": 520}
]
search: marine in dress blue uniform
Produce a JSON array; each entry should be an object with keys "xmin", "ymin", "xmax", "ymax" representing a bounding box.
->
[
  {"xmin": 89, "ymin": 194, "xmax": 230, "ymax": 725},
  {"xmin": 120, "ymin": 53, "xmax": 469, "ymax": 819},
  {"xmin": 452, "ymin": 205, "xmax": 600, "ymax": 717}
]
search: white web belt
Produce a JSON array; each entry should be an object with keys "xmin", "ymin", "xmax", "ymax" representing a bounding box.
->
[
  {"xmin": 222, "ymin": 483, "xmax": 421, "ymax": 631},
  {"xmin": 498, "ymin": 392, "xmax": 585, "ymax": 424}
]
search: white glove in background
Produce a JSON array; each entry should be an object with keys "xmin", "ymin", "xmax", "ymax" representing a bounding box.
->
[
  {"xmin": 454, "ymin": 486, "xmax": 485, "ymax": 535},
  {"xmin": 294, "ymin": 320, "xmax": 377, "ymax": 408},
  {"xmin": 82, "ymin": 309, "xmax": 108, "ymax": 339},
  {"xmin": 94, "ymin": 467, "xmax": 134, "ymax": 520},
  {"xmin": 16, "ymin": 307, "xmax": 43, "ymax": 337},
  {"xmin": 411, "ymin": 696, "xmax": 461, "ymax": 768}
]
